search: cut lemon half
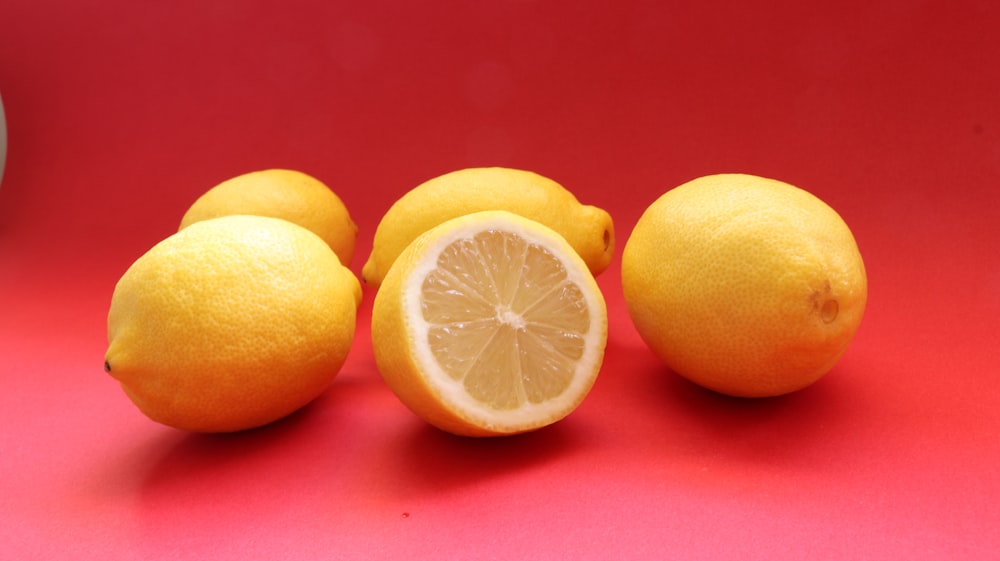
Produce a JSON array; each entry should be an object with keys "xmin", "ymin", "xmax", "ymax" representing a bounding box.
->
[{"xmin": 371, "ymin": 210, "xmax": 608, "ymax": 436}]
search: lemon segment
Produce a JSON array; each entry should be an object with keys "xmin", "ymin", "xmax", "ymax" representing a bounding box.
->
[{"xmin": 372, "ymin": 210, "xmax": 607, "ymax": 436}]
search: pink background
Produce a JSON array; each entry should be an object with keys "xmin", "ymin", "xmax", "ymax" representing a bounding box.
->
[{"xmin": 2, "ymin": 1, "xmax": 998, "ymax": 558}]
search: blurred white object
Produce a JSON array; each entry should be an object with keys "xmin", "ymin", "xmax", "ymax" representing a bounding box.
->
[{"xmin": 0, "ymin": 91, "xmax": 6, "ymax": 187}]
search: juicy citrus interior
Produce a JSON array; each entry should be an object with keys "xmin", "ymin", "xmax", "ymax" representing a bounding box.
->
[
  {"xmin": 421, "ymin": 229, "xmax": 592, "ymax": 409},
  {"xmin": 372, "ymin": 210, "xmax": 607, "ymax": 436}
]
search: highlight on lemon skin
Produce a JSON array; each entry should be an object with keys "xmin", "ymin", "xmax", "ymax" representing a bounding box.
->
[
  {"xmin": 361, "ymin": 167, "xmax": 615, "ymax": 287},
  {"xmin": 621, "ymin": 173, "xmax": 867, "ymax": 398},
  {"xmin": 371, "ymin": 210, "xmax": 608, "ymax": 437},
  {"xmin": 105, "ymin": 215, "xmax": 360, "ymax": 433}
]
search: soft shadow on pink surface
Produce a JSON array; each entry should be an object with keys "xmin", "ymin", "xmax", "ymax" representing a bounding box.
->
[
  {"xmin": 136, "ymin": 396, "xmax": 329, "ymax": 486},
  {"xmin": 79, "ymin": 400, "xmax": 328, "ymax": 535},
  {"xmin": 604, "ymin": 326, "xmax": 867, "ymax": 476},
  {"xmin": 369, "ymin": 417, "xmax": 584, "ymax": 498},
  {"xmin": 109, "ymin": 376, "xmax": 379, "ymax": 498}
]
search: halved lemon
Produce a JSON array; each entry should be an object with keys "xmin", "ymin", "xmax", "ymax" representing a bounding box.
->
[{"xmin": 371, "ymin": 210, "xmax": 608, "ymax": 436}]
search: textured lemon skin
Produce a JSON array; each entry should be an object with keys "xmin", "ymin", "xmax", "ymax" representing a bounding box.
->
[
  {"xmin": 621, "ymin": 174, "xmax": 867, "ymax": 397},
  {"xmin": 106, "ymin": 215, "xmax": 360, "ymax": 432},
  {"xmin": 370, "ymin": 228, "xmax": 467, "ymax": 432},
  {"xmin": 362, "ymin": 167, "xmax": 614, "ymax": 286},
  {"xmin": 371, "ymin": 210, "xmax": 607, "ymax": 437},
  {"xmin": 179, "ymin": 169, "xmax": 358, "ymax": 266}
]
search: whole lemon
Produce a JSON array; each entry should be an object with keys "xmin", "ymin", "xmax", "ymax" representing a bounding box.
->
[
  {"xmin": 179, "ymin": 169, "xmax": 358, "ymax": 266},
  {"xmin": 621, "ymin": 174, "xmax": 867, "ymax": 397},
  {"xmin": 361, "ymin": 167, "xmax": 614, "ymax": 286},
  {"xmin": 105, "ymin": 215, "xmax": 361, "ymax": 432}
]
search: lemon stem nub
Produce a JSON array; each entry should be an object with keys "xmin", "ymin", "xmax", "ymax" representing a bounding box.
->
[
  {"xmin": 104, "ymin": 360, "xmax": 111, "ymax": 373},
  {"xmin": 821, "ymin": 299, "xmax": 839, "ymax": 323}
]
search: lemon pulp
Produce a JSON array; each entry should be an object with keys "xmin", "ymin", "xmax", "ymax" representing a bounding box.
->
[{"xmin": 418, "ymin": 229, "xmax": 591, "ymax": 410}]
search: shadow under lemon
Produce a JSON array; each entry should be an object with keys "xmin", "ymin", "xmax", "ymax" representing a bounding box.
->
[
  {"xmin": 633, "ymin": 347, "xmax": 867, "ymax": 474},
  {"xmin": 139, "ymin": 397, "xmax": 327, "ymax": 490},
  {"xmin": 364, "ymin": 410, "xmax": 587, "ymax": 500},
  {"xmin": 126, "ymin": 378, "xmax": 393, "ymax": 506}
]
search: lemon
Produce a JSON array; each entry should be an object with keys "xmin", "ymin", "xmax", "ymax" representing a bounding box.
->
[
  {"xmin": 105, "ymin": 215, "xmax": 361, "ymax": 432},
  {"xmin": 361, "ymin": 167, "xmax": 614, "ymax": 286},
  {"xmin": 621, "ymin": 173, "xmax": 867, "ymax": 397},
  {"xmin": 179, "ymin": 169, "xmax": 358, "ymax": 266},
  {"xmin": 371, "ymin": 210, "xmax": 608, "ymax": 436}
]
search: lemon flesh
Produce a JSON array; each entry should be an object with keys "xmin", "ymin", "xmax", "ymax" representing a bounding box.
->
[{"xmin": 423, "ymin": 229, "xmax": 592, "ymax": 408}]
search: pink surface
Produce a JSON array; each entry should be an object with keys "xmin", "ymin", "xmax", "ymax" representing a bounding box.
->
[{"xmin": 2, "ymin": 1, "xmax": 999, "ymax": 558}]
